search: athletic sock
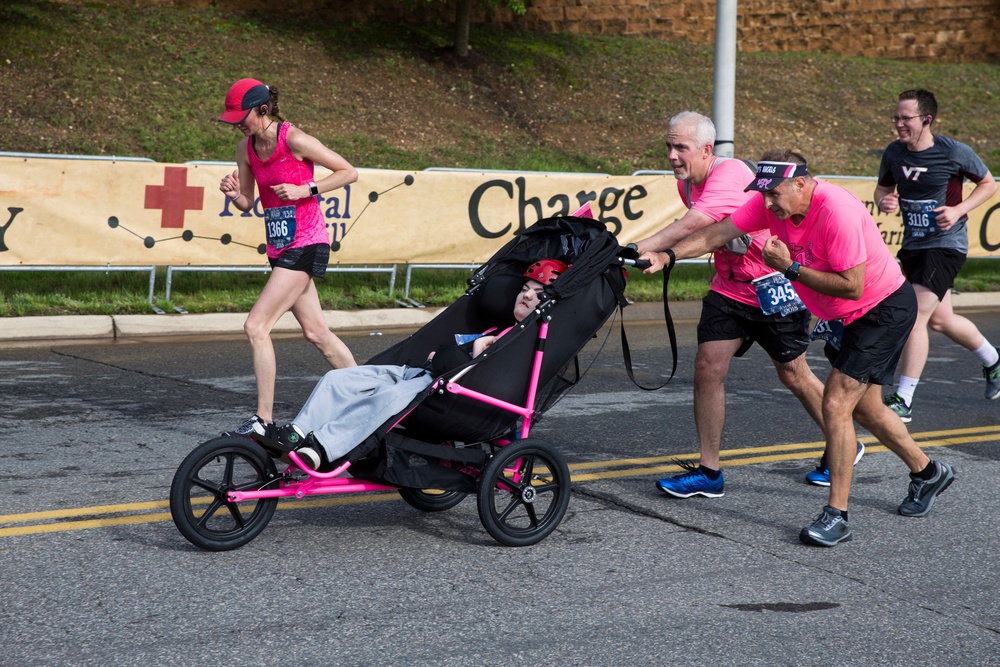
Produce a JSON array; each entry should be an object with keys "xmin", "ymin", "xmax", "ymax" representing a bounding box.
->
[
  {"xmin": 974, "ymin": 339, "xmax": 1000, "ymax": 367},
  {"xmin": 895, "ymin": 376, "xmax": 919, "ymax": 406},
  {"xmin": 915, "ymin": 461, "xmax": 938, "ymax": 481},
  {"xmin": 826, "ymin": 506, "xmax": 848, "ymax": 522},
  {"xmin": 699, "ymin": 465, "xmax": 721, "ymax": 480}
]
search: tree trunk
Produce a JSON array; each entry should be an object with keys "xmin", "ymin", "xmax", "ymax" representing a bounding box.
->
[{"xmin": 454, "ymin": 0, "xmax": 472, "ymax": 58}]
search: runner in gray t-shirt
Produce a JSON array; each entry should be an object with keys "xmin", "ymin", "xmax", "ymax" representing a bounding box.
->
[{"xmin": 874, "ymin": 89, "xmax": 999, "ymax": 421}]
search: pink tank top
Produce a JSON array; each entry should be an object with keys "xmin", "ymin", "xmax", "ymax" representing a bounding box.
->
[{"xmin": 247, "ymin": 122, "xmax": 329, "ymax": 259}]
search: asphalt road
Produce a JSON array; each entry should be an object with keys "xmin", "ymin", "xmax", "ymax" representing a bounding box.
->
[{"xmin": 2, "ymin": 308, "xmax": 999, "ymax": 666}]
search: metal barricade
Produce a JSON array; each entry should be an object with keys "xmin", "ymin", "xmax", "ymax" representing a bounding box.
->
[
  {"xmin": 164, "ymin": 264, "xmax": 398, "ymax": 314},
  {"xmin": 399, "ymin": 263, "xmax": 480, "ymax": 308}
]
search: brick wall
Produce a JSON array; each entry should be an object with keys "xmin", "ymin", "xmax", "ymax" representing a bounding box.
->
[
  {"xmin": 496, "ymin": 0, "xmax": 1000, "ymax": 63},
  {"xmin": 83, "ymin": 0, "xmax": 1000, "ymax": 63}
]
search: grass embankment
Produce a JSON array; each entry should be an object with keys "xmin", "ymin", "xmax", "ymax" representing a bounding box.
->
[
  {"xmin": 0, "ymin": 264, "xmax": 717, "ymax": 316},
  {"xmin": 1, "ymin": 2, "xmax": 998, "ymax": 316},
  {"xmin": 3, "ymin": 261, "xmax": 999, "ymax": 317}
]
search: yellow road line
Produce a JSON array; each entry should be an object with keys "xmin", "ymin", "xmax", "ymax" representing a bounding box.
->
[
  {"xmin": 0, "ymin": 493, "xmax": 401, "ymax": 537},
  {"xmin": 568, "ymin": 424, "xmax": 1000, "ymax": 472},
  {"xmin": 570, "ymin": 429, "xmax": 1000, "ymax": 481},
  {"xmin": 0, "ymin": 500, "xmax": 172, "ymax": 524},
  {"xmin": 1, "ymin": 425, "xmax": 997, "ymax": 538},
  {"xmin": 0, "ymin": 512, "xmax": 174, "ymax": 536}
]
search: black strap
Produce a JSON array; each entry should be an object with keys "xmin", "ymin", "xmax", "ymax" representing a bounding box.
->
[
  {"xmin": 621, "ymin": 252, "xmax": 677, "ymax": 391},
  {"xmin": 251, "ymin": 121, "xmax": 283, "ymax": 153}
]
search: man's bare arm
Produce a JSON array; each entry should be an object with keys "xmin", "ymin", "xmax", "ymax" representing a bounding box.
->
[
  {"xmin": 639, "ymin": 218, "xmax": 743, "ymax": 274},
  {"xmin": 634, "ymin": 208, "xmax": 716, "ymax": 255}
]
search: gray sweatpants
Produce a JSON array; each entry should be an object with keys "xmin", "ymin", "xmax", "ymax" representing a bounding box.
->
[{"xmin": 293, "ymin": 365, "xmax": 433, "ymax": 462}]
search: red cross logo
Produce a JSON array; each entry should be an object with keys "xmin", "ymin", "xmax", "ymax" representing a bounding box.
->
[{"xmin": 144, "ymin": 166, "xmax": 204, "ymax": 228}]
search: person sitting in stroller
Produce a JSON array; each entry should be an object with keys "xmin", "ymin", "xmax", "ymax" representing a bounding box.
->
[{"xmin": 266, "ymin": 259, "xmax": 568, "ymax": 469}]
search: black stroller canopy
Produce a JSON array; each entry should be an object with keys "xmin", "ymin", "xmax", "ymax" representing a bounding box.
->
[
  {"xmin": 468, "ymin": 214, "xmax": 630, "ymax": 307},
  {"xmin": 353, "ymin": 214, "xmax": 631, "ymax": 483}
]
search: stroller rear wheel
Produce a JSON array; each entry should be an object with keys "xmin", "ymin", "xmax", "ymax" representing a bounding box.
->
[
  {"xmin": 477, "ymin": 438, "xmax": 571, "ymax": 546},
  {"xmin": 398, "ymin": 488, "xmax": 468, "ymax": 512},
  {"xmin": 170, "ymin": 436, "xmax": 279, "ymax": 551}
]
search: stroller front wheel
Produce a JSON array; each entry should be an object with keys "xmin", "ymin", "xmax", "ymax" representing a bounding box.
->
[
  {"xmin": 477, "ymin": 438, "xmax": 571, "ymax": 546},
  {"xmin": 169, "ymin": 435, "xmax": 279, "ymax": 551}
]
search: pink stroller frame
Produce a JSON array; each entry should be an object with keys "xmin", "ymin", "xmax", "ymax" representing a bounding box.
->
[{"xmin": 169, "ymin": 213, "xmax": 645, "ymax": 551}]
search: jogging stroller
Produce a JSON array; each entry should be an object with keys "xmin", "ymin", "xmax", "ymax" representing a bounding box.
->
[{"xmin": 169, "ymin": 214, "xmax": 645, "ymax": 551}]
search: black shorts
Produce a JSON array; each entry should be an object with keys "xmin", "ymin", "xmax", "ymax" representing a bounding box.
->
[
  {"xmin": 697, "ymin": 290, "xmax": 811, "ymax": 362},
  {"xmin": 822, "ymin": 281, "xmax": 917, "ymax": 385},
  {"xmin": 268, "ymin": 243, "xmax": 330, "ymax": 279},
  {"xmin": 897, "ymin": 247, "xmax": 966, "ymax": 300}
]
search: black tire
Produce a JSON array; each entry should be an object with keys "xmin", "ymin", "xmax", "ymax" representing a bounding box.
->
[
  {"xmin": 476, "ymin": 438, "xmax": 571, "ymax": 547},
  {"xmin": 398, "ymin": 487, "xmax": 468, "ymax": 512},
  {"xmin": 169, "ymin": 436, "xmax": 279, "ymax": 551}
]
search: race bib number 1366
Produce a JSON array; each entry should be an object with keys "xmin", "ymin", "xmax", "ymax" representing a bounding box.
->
[{"xmin": 264, "ymin": 205, "xmax": 297, "ymax": 250}]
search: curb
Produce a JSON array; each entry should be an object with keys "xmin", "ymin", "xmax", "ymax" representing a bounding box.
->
[
  {"xmin": 112, "ymin": 307, "xmax": 449, "ymax": 339},
  {"xmin": 2, "ymin": 292, "xmax": 998, "ymax": 346},
  {"xmin": 0, "ymin": 307, "xmax": 449, "ymax": 347}
]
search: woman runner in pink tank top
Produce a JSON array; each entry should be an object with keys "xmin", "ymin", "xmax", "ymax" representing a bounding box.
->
[{"xmin": 218, "ymin": 78, "xmax": 359, "ymax": 439}]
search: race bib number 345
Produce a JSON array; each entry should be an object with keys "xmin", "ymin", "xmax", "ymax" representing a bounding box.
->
[{"xmin": 751, "ymin": 272, "xmax": 807, "ymax": 316}]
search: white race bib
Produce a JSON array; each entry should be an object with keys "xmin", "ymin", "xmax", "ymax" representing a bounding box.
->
[
  {"xmin": 751, "ymin": 272, "xmax": 806, "ymax": 316},
  {"xmin": 264, "ymin": 205, "xmax": 297, "ymax": 250},
  {"xmin": 899, "ymin": 198, "xmax": 938, "ymax": 238}
]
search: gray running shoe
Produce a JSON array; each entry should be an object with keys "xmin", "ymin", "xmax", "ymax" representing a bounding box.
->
[
  {"xmin": 898, "ymin": 460, "xmax": 955, "ymax": 517},
  {"xmin": 884, "ymin": 393, "xmax": 912, "ymax": 423},
  {"xmin": 983, "ymin": 351, "xmax": 1000, "ymax": 400},
  {"xmin": 799, "ymin": 505, "xmax": 852, "ymax": 547}
]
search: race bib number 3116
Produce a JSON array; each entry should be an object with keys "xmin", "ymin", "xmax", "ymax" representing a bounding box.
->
[{"xmin": 899, "ymin": 198, "xmax": 938, "ymax": 238}]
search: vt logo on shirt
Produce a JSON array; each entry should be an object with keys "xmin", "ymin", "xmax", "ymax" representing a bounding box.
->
[{"xmin": 902, "ymin": 166, "xmax": 929, "ymax": 181}]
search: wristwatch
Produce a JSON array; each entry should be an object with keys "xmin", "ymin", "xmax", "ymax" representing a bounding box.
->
[
  {"xmin": 784, "ymin": 261, "xmax": 801, "ymax": 281},
  {"xmin": 308, "ymin": 181, "xmax": 319, "ymax": 196}
]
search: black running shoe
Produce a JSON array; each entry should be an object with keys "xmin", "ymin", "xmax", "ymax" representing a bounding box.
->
[
  {"xmin": 274, "ymin": 423, "xmax": 307, "ymax": 450},
  {"xmin": 293, "ymin": 442, "xmax": 323, "ymax": 470}
]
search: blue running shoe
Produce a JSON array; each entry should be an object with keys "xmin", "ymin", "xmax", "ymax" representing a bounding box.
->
[
  {"xmin": 656, "ymin": 461, "xmax": 724, "ymax": 498},
  {"xmin": 805, "ymin": 441, "xmax": 865, "ymax": 487}
]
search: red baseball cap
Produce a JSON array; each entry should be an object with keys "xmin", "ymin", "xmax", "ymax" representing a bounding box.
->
[{"xmin": 218, "ymin": 78, "xmax": 270, "ymax": 124}]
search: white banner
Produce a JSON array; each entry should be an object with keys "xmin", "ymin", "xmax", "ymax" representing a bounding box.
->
[{"xmin": 0, "ymin": 157, "xmax": 997, "ymax": 266}]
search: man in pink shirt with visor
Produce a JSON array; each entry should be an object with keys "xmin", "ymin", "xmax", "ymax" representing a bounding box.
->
[
  {"xmin": 634, "ymin": 112, "xmax": 860, "ymax": 500},
  {"xmin": 641, "ymin": 148, "xmax": 955, "ymax": 546}
]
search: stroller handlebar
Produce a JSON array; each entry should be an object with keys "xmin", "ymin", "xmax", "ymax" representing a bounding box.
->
[
  {"xmin": 618, "ymin": 243, "xmax": 651, "ymax": 270},
  {"xmin": 617, "ymin": 255, "xmax": 652, "ymax": 270}
]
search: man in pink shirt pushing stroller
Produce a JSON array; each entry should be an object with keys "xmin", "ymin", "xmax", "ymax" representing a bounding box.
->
[{"xmin": 641, "ymin": 149, "xmax": 955, "ymax": 547}]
